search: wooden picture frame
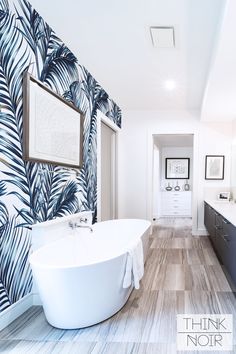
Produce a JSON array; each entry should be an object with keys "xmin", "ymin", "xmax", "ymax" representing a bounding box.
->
[
  {"xmin": 165, "ymin": 158, "xmax": 190, "ymax": 179},
  {"xmin": 205, "ymin": 155, "xmax": 225, "ymax": 180},
  {"xmin": 23, "ymin": 71, "xmax": 84, "ymax": 168}
]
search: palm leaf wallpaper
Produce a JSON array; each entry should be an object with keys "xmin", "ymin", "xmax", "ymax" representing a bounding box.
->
[{"xmin": 0, "ymin": 0, "xmax": 121, "ymax": 312}]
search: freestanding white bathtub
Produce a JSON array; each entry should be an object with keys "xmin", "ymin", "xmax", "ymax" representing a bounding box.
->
[{"xmin": 29, "ymin": 217, "xmax": 151, "ymax": 329}]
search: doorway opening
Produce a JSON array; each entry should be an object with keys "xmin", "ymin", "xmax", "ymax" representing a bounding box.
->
[
  {"xmin": 152, "ymin": 134, "xmax": 194, "ymax": 228},
  {"xmin": 97, "ymin": 110, "xmax": 119, "ymax": 222}
]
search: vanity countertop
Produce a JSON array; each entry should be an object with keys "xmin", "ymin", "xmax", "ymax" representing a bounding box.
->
[{"xmin": 205, "ymin": 199, "xmax": 236, "ymax": 227}]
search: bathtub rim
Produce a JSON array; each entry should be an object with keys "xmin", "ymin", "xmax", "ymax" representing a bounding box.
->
[{"xmin": 29, "ymin": 218, "xmax": 151, "ymax": 270}]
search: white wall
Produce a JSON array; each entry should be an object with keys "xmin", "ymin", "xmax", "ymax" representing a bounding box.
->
[
  {"xmin": 231, "ymin": 119, "xmax": 236, "ymax": 200},
  {"xmin": 152, "ymin": 145, "xmax": 160, "ymax": 218},
  {"xmin": 118, "ymin": 110, "xmax": 232, "ymax": 235}
]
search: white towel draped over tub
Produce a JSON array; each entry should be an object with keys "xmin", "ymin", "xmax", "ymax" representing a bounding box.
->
[{"xmin": 123, "ymin": 239, "xmax": 144, "ymax": 289}]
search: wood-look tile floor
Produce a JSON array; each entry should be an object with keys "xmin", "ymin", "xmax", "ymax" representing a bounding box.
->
[{"xmin": 1, "ymin": 218, "xmax": 236, "ymax": 354}]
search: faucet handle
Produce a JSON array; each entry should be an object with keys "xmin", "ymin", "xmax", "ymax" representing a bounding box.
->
[
  {"xmin": 79, "ymin": 217, "xmax": 88, "ymax": 223},
  {"xmin": 68, "ymin": 221, "xmax": 76, "ymax": 229}
]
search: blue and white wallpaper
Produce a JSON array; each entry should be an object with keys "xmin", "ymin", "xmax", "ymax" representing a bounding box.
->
[{"xmin": 0, "ymin": 0, "xmax": 121, "ymax": 312}]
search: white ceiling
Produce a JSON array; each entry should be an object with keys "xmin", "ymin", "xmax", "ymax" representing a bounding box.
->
[
  {"xmin": 154, "ymin": 134, "xmax": 193, "ymax": 147},
  {"xmin": 29, "ymin": 0, "xmax": 229, "ymax": 115}
]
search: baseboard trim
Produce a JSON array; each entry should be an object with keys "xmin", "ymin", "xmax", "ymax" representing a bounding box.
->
[
  {"xmin": 0, "ymin": 293, "xmax": 33, "ymax": 331},
  {"xmin": 0, "ymin": 292, "xmax": 43, "ymax": 330},
  {"xmin": 192, "ymin": 228, "xmax": 209, "ymax": 236},
  {"xmin": 32, "ymin": 293, "xmax": 42, "ymax": 306}
]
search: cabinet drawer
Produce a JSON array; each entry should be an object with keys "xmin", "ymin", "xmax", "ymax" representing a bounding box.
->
[
  {"xmin": 162, "ymin": 205, "xmax": 191, "ymax": 211},
  {"xmin": 215, "ymin": 212, "xmax": 223, "ymax": 231},
  {"xmin": 222, "ymin": 219, "xmax": 235, "ymax": 240},
  {"xmin": 171, "ymin": 199, "xmax": 191, "ymax": 206},
  {"xmin": 215, "ymin": 229, "xmax": 230, "ymax": 265},
  {"xmin": 162, "ymin": 202, "xmax": 191, "ymax": 211},
  {"xmin": 162, "ymin": 192, "xmax": 190, "ymax": 199},
  {"xmin": 161, "ymin": 209, "xmax": 191, "ymax": 216},
  {"xmin": 162, "ymin": 207, "xmax": 191, "ymax": 212},
  {"xmin": 161, "ymin": 194, "xmax": 191, "ymax": 204},
  {"xmin": 204, "ymin": 202, "xmax": 215, "ymax": 239}
]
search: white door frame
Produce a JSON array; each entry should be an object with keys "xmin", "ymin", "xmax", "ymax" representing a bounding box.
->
[
  {"xmin": 97, "ymin": 110, "xmax": 120, "ymax": 222},
  {"xmin": 147, "ymin": 129, "xmax": 199, "ymax": 235}
]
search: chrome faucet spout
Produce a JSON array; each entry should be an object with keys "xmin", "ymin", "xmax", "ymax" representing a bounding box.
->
[
  {"xmin": 77, "ymin": 224, "xmax": 93, "ymax": 232},
  {"xmin": 68, "ymin": 221, "xmax": 93, "ymax": 232}
]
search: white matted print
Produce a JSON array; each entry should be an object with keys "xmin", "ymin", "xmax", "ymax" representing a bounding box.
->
[
  {"xmin": 23, "ymin": 72, "xmax": 84, "ymax": 168},
  {"xmin": 165, "ymin": 158, "xmax": 190, "ymax": 179},
  {"xmin": 205, "ymin": 155, "xmax": 224, "ymax": 180}
]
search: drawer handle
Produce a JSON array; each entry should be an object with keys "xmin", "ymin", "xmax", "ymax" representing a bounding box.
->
[
  {"xmin": 215, "ymin": 225, "xmax": 223, "ymax": 230},
  {"xmin": 223, "ymin": 219, "xmax": 230, "ymax": 224},
  {"xmin": 223, "ymin": 235, "xmax": 230, "ymax": 242}
]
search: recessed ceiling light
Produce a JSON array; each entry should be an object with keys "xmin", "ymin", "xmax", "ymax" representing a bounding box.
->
[{"xmin": 164, "ymin": 80, "xmax": 176, "ymax": 91}]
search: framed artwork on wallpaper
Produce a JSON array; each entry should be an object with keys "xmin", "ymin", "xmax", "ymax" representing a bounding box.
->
[
  {"xmin": 205, "ymin": 155, "xmax": 225, "ymax": 180},
  {"xmin": 23, "ymin": 71, "xmax": 84, "ymax": 168},
  {"xmin": 165, "ymin": 158, "xmax": 190, "ymax": 179}
]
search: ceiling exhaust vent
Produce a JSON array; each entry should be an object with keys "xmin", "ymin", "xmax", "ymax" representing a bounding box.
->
[{"xmin": 150, "ymin": 26, "xmax": 175, "ymax": 48}]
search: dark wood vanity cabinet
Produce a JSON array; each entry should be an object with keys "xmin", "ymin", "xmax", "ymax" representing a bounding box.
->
[
  {"xmin": 204, "ymin": 202, "xmax": 216, "ymax": 244},
  {"xmin": 204, "ymin": 202, "xmax": 236, "ymax": 286}
]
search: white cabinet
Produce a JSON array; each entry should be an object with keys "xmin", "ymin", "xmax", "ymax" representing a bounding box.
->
[{"xmin": 160, "ymin": 191, "xmax": 191, "ymax": 217}]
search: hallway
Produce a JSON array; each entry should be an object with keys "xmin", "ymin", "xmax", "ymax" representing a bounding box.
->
[{"xmin": 0, "ymin": 219, "xmax": 235, "ymax": 353}]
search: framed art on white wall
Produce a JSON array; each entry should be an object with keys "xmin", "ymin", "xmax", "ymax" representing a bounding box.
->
[
  {"xmin": 165, "ymin": 158, "xmax": 190, "ymax": 179},
  {"xmin": 205, "ymin": 155, "xmax": 225, "ymax": 180},
  {"xmin": 218, "ymin": 192, "xmax": 230, "ymax": 201},
  {"xmin": 23, "ymin": 71, "xmax": 84, "ymax": 168}
]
